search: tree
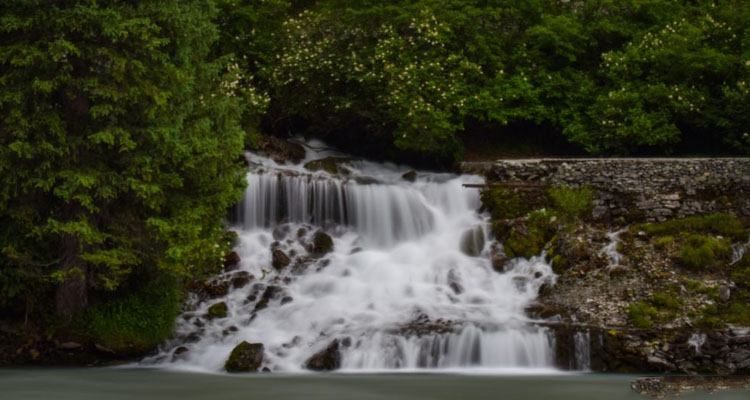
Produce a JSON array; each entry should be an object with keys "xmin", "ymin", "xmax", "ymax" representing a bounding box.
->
[{"xmin": 0, "ymin": 0, "xmax": 246, "ymax": 325}]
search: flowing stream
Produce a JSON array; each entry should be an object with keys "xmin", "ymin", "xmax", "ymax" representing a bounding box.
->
[{"xmin": 145, "ymin": 140, "xmax": 557, "ymax": 373}]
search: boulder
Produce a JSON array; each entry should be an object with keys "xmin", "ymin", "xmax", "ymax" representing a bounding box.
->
[
  {"xmin": 305, "ymin": 340, "xmax": 341, "ymax": 371},
  {"xmin": 254, "ymin": 286, "xmax": 283, "ymax": 312},
  {"xmin": 206, "ymin": 302, "xmax": 228, "ymax": 319},
  {"xmin": 272, "ymin": 249, "xmax": 291, "ymax": 270},
  {"xmin": 225, "ymin": 342, "xmax": 265, "ymax": 372},
  {"xmin": 224, "ymin": 251, "xmax": 241, "ymax": 270},
  {"xmin": 256, "ymin": 136, "xmax": 306, "ymax": 164},
  {"xmin": 304, "ymin": 157, "xmax": 352, "ymax": 175},
  {"xmin": 311, "ymin": 231, "xmax": 334, "ymax": 257},
  {"xmin": 402, "ymin": 170, "xmax": 417, "ymax": 182},
  {"xmin": 459, "ymin": 225, "xmax": 485, "ymax": 257},
  {"xmin": 231, "ymin": 272, "xmax": 253, "ymax": 289}
]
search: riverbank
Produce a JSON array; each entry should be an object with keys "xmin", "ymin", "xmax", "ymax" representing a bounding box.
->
[{"xmin": 473, "ymin": 158, "xmax": 750, "ymax": 373}]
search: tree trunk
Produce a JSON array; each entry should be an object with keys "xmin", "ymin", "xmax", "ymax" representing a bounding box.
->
[{"xmin": 55, "ymin": 233, "xmax": 87, "ymax": 326}]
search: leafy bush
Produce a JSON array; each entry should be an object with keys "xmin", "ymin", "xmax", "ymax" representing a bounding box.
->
[
  {"xmin": 548, "ymin": 186, "xmax": 594, "ymax": 222},
  {"xmin": 679, "ymin": 234, "xmax": 731, "ymax": 269},
  {"xmin": 650, "ymin": 292, "xmax": 684, "ymax": 310},
  {"xmin": 627, "ymin": 302, "xmax": 658, "ymax": 329},
  {"xmin": 76, "ymin": 274, "xmax": 182, "ymax": 354}
]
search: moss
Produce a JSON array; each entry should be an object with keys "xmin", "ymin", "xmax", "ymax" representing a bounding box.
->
[
  {"xmin": 731, "ymin": 254, "xmax": 750, "ymax": 287},
  {"xmin": 697, "ymin": 304, "xmax": 726, "ymax": 329},
  {"xmin": 627, "ymin": 302, "xmax": 658, "ymax": 329},
  {"xmin": 207, "ymin": 302, "xmax": 228, "ymax": 319},
  {"xmin": 654, "ymin": 235, "xmax": 675, "ymax": 249},
  {"xmin": 548, "ymin": 185, "xmax": 594, "ymax": 222},
  {"xmin": 503, "ymin": 209, "xmax": 556, "ymax": 259},
  {"xmin": 480, "ymin": 186, "xmax": 531, "ymax": 220},
  {"xmin": 75, "ymin": 274, "xmax": 182, "ymax": 355},
  {"xmin": 679, "ymin": 234, "xmax": 731, "ymax": 269},
  {"xmin": 635, "ymin": 213, "xmax": 746, "ymax": 240},
  {"xmin": 725, "ymin": 302, "xmax": 750, "ymax": 325},
  {"xmin": 649, "ymin": 292, "xmax": 684, "ymax": 311}
]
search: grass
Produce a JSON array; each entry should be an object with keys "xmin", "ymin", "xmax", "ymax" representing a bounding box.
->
[
  {"xmin": 636, "ymin": 213, "xmax": 746, "ymax": 240},
  {"xmin": 679, "ymin": 234, "xmax": 731, "ymax": 269},
  {"xmin": 627, "ymin": 302, "xmax": 658, "ymax": 329}
]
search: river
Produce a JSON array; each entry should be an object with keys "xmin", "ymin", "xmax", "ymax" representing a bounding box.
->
[{"xmin": 3, "ymin": 368, "xmax": 749, "ymax": 400}]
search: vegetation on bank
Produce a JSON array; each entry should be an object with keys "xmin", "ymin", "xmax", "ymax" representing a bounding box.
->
[
  {"xmin": 1, "ymin": 0, "xmax": 247, "ymax": 353},
  {"xmin": 1, "ymin": 0, "xmax": 749, "ymax": 362}
]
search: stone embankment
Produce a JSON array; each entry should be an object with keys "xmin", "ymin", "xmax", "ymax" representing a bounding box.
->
[
  {"xmin": 463, "ymin": 158, "xmax": 750, "ymax": 222},
  {"xmin": 470, "ymin": 157, "xmax": 750, "ymax": 374}
]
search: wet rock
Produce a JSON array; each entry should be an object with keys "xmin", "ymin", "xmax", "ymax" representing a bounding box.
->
[
  {"xmin": 172, "ymin": 346, "xmax": 189, "ymax": 360},
  {"xmin": 224, "ymin": 251, "xmax": 241, "ymax": 270},
  {"xmin": 311, "ymin": 231, "xmax": 334, "ymax": 257},
  {"xmin": 304, "ymin": 157, "xmax": 352, "ymax": 175},
  {"xmin": 354, "ymin": 176, "xmax": 380, "ymax": 185},
  {"xmin": 231, "ymin": 272, "xmax": 253, "ymax": 289},
  {"xmin": 459, "ymin": 225, "xmax": 485, "ymax": 257},
  {"xmin": 254, "ymin": 286, "xmax": 283, "ymax": 312},
  {"xmin": 272, "ymin": 249, "xmax": 291, "ymax": 270},
  {"xmin": 305, "ymin": 340, "xmax": 341, "ymax": 371},
  {"xmin": 57, "ymin": 342, "xmax": 81, "ymax": 350},
  {"xmin": 489, "ymin": 241, "xmax": 507, "ymax": 272},
  {"xmin": 449, "ymin": 281, "xmax": 464, "ymax": 295},
  {"xmin": 402, "ymin": 170, "xmax": 417, "ymax": 182},
  {"xmin": 206, "ymin": 302, "xmax": 228, "ymax": 319},
  {"xmin": 281, "ymin": 296, "xmax": 294, "ymax": 305},
  {"xmin": 225, "ymin": 342, "xmax": 265, "ymax": 372},
  {"xmin": 256, "ymin": 136, "xmax": 305, "ymax": 164}
]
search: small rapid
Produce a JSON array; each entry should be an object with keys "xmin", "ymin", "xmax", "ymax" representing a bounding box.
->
[{"xmin": 146, "ymin": 139, "xmax": 557, "ymax": 373}]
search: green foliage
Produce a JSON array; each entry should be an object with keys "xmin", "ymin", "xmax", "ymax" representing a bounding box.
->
[
  {"xmin": 76, "ymin": 274, "xmax": 182, "ymax": 354},
  {"xmin": 502, "ymin": 209, "xmax": 556, "ymax": 259},
  {"xmin": 650, "ymin": 292, "xmax": 684, "ymax": 311},
  {"xmin": 697, "ymin": 303, "xmax": 726, "ymax": 329},
  {"xmin": 548, "ymin": 185, "xmax": 594, "ymax": 222},
  {"xmin": 258, "ymin": 0, "xmax": 750, "ymax": 160},
  {"xmin": 0, "ymin": 1, "xmax": 246, "ymax": 325},
  {"xmin": 481, "ymin": 186, "xmax": 530, "ymax": 220},
  {"xmin": 627, "ymin": 302, "xmax": 658, "ymax": 329},
  {"xmin": 654, "ymin": 236, "xmax": 675, "ymax": 249},
  {"xmin": 679, "ymin": 234, "xmax": 731, "ymax": 269},
  {"xmin": 636, "ymin": 213, "xmax": 747, "ymax": 240}
]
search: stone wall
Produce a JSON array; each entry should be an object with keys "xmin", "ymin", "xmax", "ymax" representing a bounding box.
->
[
  {"xmin": 549, "ymin": 324, "xmax": 750, "ymax": 374},
  {"xmin": 462, "ymin": 158, "xmax": 750, "ymax": 222}
]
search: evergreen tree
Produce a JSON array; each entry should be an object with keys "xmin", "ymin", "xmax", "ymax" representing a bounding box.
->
[{"xmin": 0, "ymin": 0, "xmax": 246, "ymax": 325}]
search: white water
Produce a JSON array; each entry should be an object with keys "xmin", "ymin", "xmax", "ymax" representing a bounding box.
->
[
  {"xmin": 730, "ymin": 233, "xmax": 750, "ymax": 265},
  {"xmin": 600, "ymin": 229, "xmax": 626, "ymax": 269},
  {"xmin": 147, "ymin": 140, "xmax": 557, "ymax": 373}
]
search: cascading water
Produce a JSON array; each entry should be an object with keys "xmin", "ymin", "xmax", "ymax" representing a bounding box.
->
[{"xmin": 146, "ymin": 140, "xmax": 557, "ymax": 373}]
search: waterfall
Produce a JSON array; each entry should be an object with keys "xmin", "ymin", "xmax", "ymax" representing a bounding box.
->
[
  {"xmin": 599, "ymin": 229, "xmax": 626, "ymax": 269},
  {"xmin": 146, "ymin": 140, "xmax": 557, "ymax": 373},
  {"xmin": 573, "ymin": 331, "xmax": 591, "ymax": 371},
  {"xmin": 730, "ymin": 233, "xmax": 750, "ymax": 265}
]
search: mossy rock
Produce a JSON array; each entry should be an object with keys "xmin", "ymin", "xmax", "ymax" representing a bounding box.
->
[
  {"xmin": 502, "ymin": 211, "xmax": 556, "ymax": 259},
  {"xmin": 272, "ymin": 249, "xmax": 291, "ymax": 270},
  {"xmin": 480, "ymin": 186, "xmax": 531, "ymax": 220},
  {"xmin": 206, "ymin": 302, "xmax": 228, "ymax": 319},
  {"xmin": 225, "ymin": 341, "xmax": 265, "ymax": 372},
  {"xmin": 311, "ymin": 231, "xmax": 334, "ymax": 257},
  {"xmin": 304, "ymin": 157, "xmax": 352, "ymax": 175}
]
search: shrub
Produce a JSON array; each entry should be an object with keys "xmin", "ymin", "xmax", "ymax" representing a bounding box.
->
[
  {"xmin": 76, "ymin": 274, "xmax": 182, "ymax": 354},
  {"xmin": 637, "ymin": 213, "xmax": 746, "ymax": 240},
  {"xmin": 548, "ymin": 186, "xmax": 594, "ymax": 222},
  {"xmin": 679, "ymin": 234, "xmax": 731, "ymax": 269},
  {"xmin": 654, "ymin": 236, "xmax": 675, "ymax": 249},
  {"xmin": 650, "ymin": 292, "xmax": 683, "ymax": 310},
  {"xmin": 481, "ymin": 186, "xmax": 530, "ymax": 220},
  {"xmin": 627, "ymin": 302, "xmax": 658, "ymax": 329}
]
